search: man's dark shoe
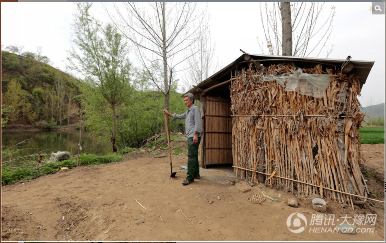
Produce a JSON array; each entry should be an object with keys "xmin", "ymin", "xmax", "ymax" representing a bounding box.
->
[
  {"xmin": 194, "ymin": 176, "xmax": 201, "ymax": 179},
  {"xmin": 182, "ymin": 180, "xmax": 194, "ymax": 185}
]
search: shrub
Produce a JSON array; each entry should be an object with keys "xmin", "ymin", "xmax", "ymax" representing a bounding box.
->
[
  {"xmin": 58, "ymin": 159, "xmax": 77, "ymax": 169},
  {"xmin": 41, "ymin": 117, "xmax": 56, "ymax": 130},
  {"xmin": 57, "ymin": 154, "xmax": 123, "ymax": 166},
  {"xmin": 2, "ymin": 167, "xmax": 40, "ymax": 185},
  {"xmin": 40, "ymin": 162, "xmax": 59, "ymax": 174},
  {"xmin": 1, "ymin": 154, "xmax": 123, "ymax": 185},
  {"xmin": 2, "ymin": 167, "xmax": 15, "ymax": 185},
  {"xmin": 116, "ymin": 147, "xmax": 138, "ymax": 155},
  {"xmin": 12, "ymin": 167, "xmax": 40, "ymax": 181},
  {"xmin": 77, "ymin": 154, "xmax": 123, "ymax": 166}
]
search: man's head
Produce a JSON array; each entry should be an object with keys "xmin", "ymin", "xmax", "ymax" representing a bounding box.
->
[{"xmin": 183, "ymin": 93, "xmax": 194, "ymax": 108}]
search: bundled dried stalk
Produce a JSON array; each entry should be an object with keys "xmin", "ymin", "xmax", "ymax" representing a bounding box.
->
[{"xmin": 231, "ymin": 62, "xmax": 367, "ymax": 204}]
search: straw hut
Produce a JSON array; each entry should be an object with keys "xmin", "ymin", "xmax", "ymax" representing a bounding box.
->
[{"xmin": 186, "ymin": 54, "xmax": 374, "ymax": 204}]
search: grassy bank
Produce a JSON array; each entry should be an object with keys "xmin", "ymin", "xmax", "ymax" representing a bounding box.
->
[
  {"xmin": 359, "ymin": 126, "xmax": 385, "ymax": 144},
  {"xmin": 2, "ymin": 153, "xmax": 123, "ymax": 186}
]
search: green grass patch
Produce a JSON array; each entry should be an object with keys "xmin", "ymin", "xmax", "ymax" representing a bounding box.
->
[
  {"xmin": 40, "ymin": 162, "xmax": 59, "ymax": 174},
  {"xmin": 359, "ymin": 127, "xmax": 384, "ymax": 144},
  {"xmin": 116, "ymin": 147, "xmax": 138, "ymax": 155},
  {"xmin": 146, "ymin": 135, "xmax": 166, "ymax": 147},
  {"xmin": 361, "ymin": 167, "xmax": 372, "ymax": 179},
  {"xmin": 2, "ymin": 167, "xmax": 40, "ymax": 185},
  {"xmin": 72, "ymin": 154, "xmax": 123, "ymax": 166},
  {"xmin": 173, "ymin": 147, "xmax": 183, "ymax": 155},
  {"xmin": 1, "ymin": 154, "xmax": 124, "ymax": 185}
]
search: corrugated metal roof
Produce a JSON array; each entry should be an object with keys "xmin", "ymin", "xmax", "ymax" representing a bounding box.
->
[{"xmin": 186, "ymin": 54, "xmax": 374, "ymax": 99}]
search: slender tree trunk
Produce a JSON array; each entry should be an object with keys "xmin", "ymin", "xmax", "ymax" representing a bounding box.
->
[
  {"xmin": 45, "ymin": 95, "xmax": 48, "ymax": 121},
  {"xmin": 36, "ymin": 100, "xmax": 40, "ymax": 121},
  {"xmin": 68, "ymin": 95, "xmax": 71, "ymax": 126},
  {"xmin": 119, "ymin": 110, "xmax": 126, "ymax": 148},
  {"xmin": 112, "ymin": 103, "xmax": 117, "ymax": 152},
  {"xmin": 57, "ymin": 88, "xmax": 60, "ymax": 125},
  {"xmin": 162, "ymin": 2, "xmax": 170, "ymax": 142},
  {"xmin": 281, "ymin": 2, "xmax": 292, "ymax": 56},
  {"xmin": 51, "ymin": 91, "xmax": 54, "ymax": 120},
  {"xmin": 77, "ymin": 96, "xmax": 82, "ymax": 167}
]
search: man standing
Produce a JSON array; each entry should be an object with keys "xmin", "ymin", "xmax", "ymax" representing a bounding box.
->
[{"xmin": 163, "ymin": 93, "xmax": 201, "ymax": 186}]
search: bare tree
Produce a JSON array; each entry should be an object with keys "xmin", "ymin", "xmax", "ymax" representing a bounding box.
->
[
  {"xmin": 103, "ymin": 2, "xmax": 206, "ymax": 111},
  {"xmin": 35, "ymin": 46, "xmax": 52, "ymax": 65},
  {"xmin": 5, "ymin": 44, "xmax": 24, "ymax": 55},
  {"xmin": 258, "ymin": 2, "xmax": 335, "ymax": 57},
  {"xmin": 183, "ymin": 18, "xmax": 218, "ymax": 88}
]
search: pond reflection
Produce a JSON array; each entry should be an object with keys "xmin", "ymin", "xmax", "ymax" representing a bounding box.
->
[{"xmin": 2, "ymin": 130, "xmax": 112, "ymax": 167}]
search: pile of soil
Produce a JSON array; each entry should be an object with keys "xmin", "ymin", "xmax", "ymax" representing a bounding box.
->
[{"xmin": 1, "ymin": 142, "xmax": 384, "ymax": 241}]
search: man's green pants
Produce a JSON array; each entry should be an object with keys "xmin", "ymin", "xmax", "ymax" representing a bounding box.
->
[{"xmin": 186, "ymin": 137, "xmax": 201, "ymax": 181}]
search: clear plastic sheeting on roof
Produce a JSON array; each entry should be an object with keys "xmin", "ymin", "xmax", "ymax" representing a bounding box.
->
[{"xmin": 260, "ymin": 68, "xmax": 332, "ymax": 98}]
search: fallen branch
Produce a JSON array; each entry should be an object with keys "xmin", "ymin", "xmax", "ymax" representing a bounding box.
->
[
  {"xmin": 181, "ymin": 210, "xmax": 192, "ymax": 223},
  {"xmin": 135, "ymin": 199, "xmax": 147, "ymax": 209},
  {"xmin": 233, "ymin": 166, "xmax": 384, "ymax": 204}
]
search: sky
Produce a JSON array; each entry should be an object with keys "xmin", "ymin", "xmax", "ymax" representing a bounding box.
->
[{"xmin": 1, "ymin": 2, "xmax": 385, "ymax": 107}]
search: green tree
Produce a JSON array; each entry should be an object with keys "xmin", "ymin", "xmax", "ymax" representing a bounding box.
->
[
  {"xmin": 1, "ymin": 108, "xmax": 8, "ymax": 127},
  {"xmin": 21, "ymin": 51, "xmax": 37, "ymax": 60},
  {"xmin": 2, "ymin": 79, "xmax": 23, "ymax": 123},
  {"xmin": 32, "ymin": 87, "xmax": 44, "ymax": 120},
  {"xmin": 20, "ymin": 90, "xmax": 36, "ymax": 124},
  {"xmin": 67, "ymin": 3, "xmax": 132, "ymax": 152},
  {"xmin": 54, "ymin": 70, "xmax": 66, "ymax": 125},
  {"xmin": 2, "ymin": 52, "xmax": 21, "ymax": 71}
]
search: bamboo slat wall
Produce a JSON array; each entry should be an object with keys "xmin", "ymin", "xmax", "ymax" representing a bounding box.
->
[
  {"xmin": 205, "ymin": 97, "xmax": 232, "ymax": 166},
  {"xmin": 231, "ymin": 62, "xmax": 367, "ymax": 204}
]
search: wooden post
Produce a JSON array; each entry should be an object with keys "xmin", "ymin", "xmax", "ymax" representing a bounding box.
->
[
  {"xmin": 337, "ymin": 81, "xmax": 355, "ymax": 202},
  {"xmin": 257, "ymin": 137, "xmax": 265, "ymax": 183},
  {"xmin": 199, "ymin": 94, "xmax": 206, "ymax": 168}
]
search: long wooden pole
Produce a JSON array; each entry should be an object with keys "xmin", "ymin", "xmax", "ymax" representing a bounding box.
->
[
  {"xmin": 164, "ymin": 113, "xmax": 173, "ymax": 175},
  {"xmin": 232, "ymin": 166, "xmax": 384, "ymax": 204}
]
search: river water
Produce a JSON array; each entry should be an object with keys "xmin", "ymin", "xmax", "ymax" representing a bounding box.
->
[{"xmin": 2, "ymin": 130, "xmax": 112, "ymax": 167}]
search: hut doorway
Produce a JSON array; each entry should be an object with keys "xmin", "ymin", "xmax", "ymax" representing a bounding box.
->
[{"xmin": 202, "ymin": 97, "xmax": 232, "ymax": 167}]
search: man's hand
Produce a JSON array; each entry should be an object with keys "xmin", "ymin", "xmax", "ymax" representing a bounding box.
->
[
  {"xmin": 193, "ymin": 133, "xmax": 199, "ymax": 144},
  {"xmin": 163, "ymin": 109, "xmax": 172, "ymax": 117}
]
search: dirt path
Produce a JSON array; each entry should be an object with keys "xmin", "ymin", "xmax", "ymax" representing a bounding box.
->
[{"xmin": 1, "ymin": 144, "xmax": 384, "ymax": 241}]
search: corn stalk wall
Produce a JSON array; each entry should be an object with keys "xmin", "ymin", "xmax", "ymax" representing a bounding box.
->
[{"xmin": 231, "ymin": 62, "xmax": 367, "ymax": 204}]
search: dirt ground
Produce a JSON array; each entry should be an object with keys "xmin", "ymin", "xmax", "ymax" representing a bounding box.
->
[{"xmin": 1, "ymin": 142, "xmax": 384, "ymax": 241}]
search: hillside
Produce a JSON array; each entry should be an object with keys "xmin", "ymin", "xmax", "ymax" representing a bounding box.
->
[
  {"xmin": 361, "ymin": 103, "xmax": 385, "ymax": 121},
  {"xmin": 1, "ymin": 51, "xmax": 82, "ymax": 125}
]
